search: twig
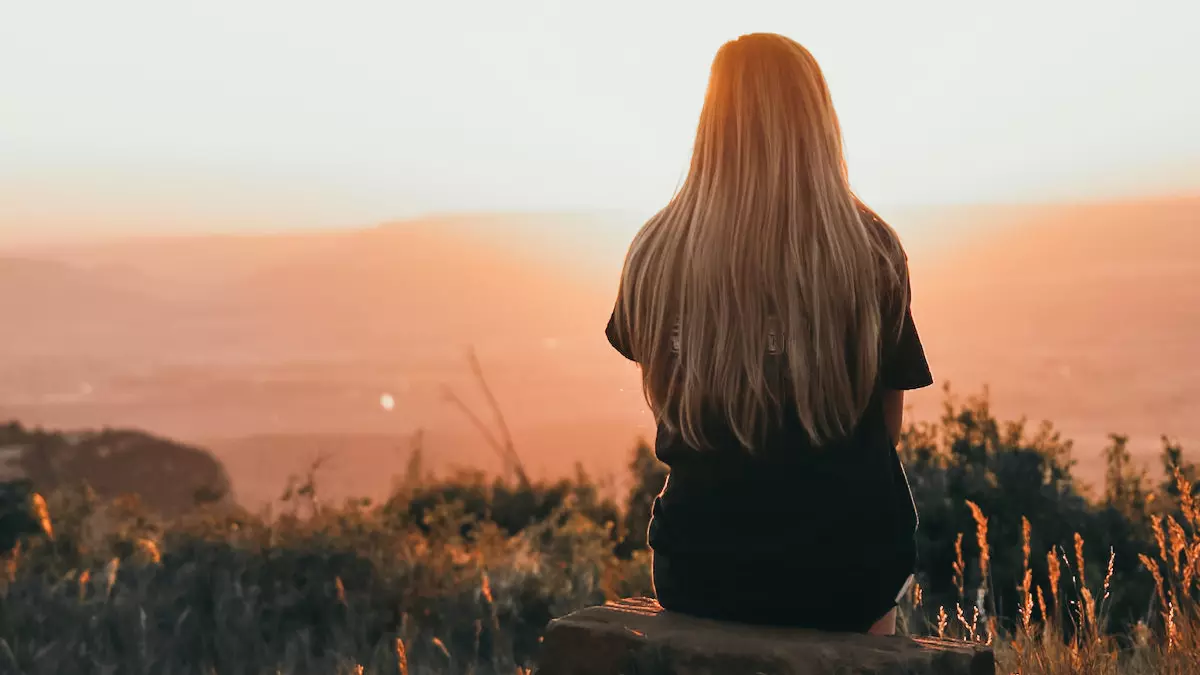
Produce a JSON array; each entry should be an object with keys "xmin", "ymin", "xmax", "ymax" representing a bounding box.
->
[
  {"xmin": 442, "ymin": 347, "xmax": 530, "ymax": 489},
  {"xmin": 442, "ymin": 387, "xmax": 510, "ymax": 471},
  {"xmin": 465, "ymin": 349, "xmax": 529, "ymax": 487}
]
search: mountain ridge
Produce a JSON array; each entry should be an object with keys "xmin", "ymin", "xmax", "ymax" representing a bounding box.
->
[{"xmin": 2, "ymin": 197, "xmax": 1196, "ymax": 505}]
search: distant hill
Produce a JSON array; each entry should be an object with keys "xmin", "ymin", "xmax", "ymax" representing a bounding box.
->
[
  {"xmin": 0, "ymin": 420, "xmax": 232, "ymax": 516},
  {"xmin": 0, "ymin": 215, "xmax": 637, "ymax": 504},
  {"xmin": 1, "ymin": 199, "xmax": 1197, "ymax": 504},
  {"xmin": 0, "ymin": 257, "xmax": 176, "ymax": 357},
  {"xmin": 1, "ymin": 217, "xmax": 618, "ymax": 363},
  {"xmin": 909, "ymin": 196, "xmax": 1200, "ymax": 459}
]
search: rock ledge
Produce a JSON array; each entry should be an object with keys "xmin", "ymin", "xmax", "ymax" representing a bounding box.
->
[{"xmin": 537, "ymin": 597, "xmax": 994, "ymax": 675}]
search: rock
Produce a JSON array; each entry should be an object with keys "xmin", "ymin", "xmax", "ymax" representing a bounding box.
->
[{"xmin": 536, "ymin": 598, "xmax": 994, "ymax": 675}]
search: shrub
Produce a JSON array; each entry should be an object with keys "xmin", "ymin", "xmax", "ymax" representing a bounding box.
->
[{"xmin": 0, "ymin": 388, "xmax": 1195, "ymax": 674}]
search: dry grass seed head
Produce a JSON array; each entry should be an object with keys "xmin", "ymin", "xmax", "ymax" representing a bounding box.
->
[
  {"xmin": 1185, "ymin": 543, "xmax": 1200, "ymax": 596},
  {"xmin": 1167, "ymin": 516, "xmax": 1187, "ymax": 577},
  {"xmin": 431, "ymin": 637, "xmax": 451, "ymax": 660},
  {"xmin": 1167, "ymin": 602, "xmax": 1179, "ymax": 653},
  {"xmin": 1139, "ymin": 553, "xmax": 1169, "ymax": 612},
  {"xmin": 1021, "ymin": 516, "xmax": 1032, "ymax": 571},
  {"xmin": 1074, "ymin": 532, "xmax": 1087, "ymax": 588},
  {"xmin": 1080, "ymin": 586, "xmax": 1098, "ymax": 641},
  {"xmin": 1102, "ymin": 547, "xmax": 1114, "ymax": 601},
  {"xmin": 953, "ymin": 533, "xmax": 966, "ymax": 598},
  {"xmin": 966, "ymin": 500, "xmax": 991, "ymax": 582},
  {"xmin": 956, "ymin": 603, "xmax": 977, "ymax": 642},
  {"xmin": 395, "ymin": 638, "xmax": 408, "ymax": 675},
  {"xmin": 1020, "ymin": 569, "xmax": 1034, "ymax": 631},
  {"xmin": 1153, "ymin": 515, "xmax": 1168, "ymax": 564},
  {"xmin": 481, "ymin": 569, "xmax": 494, "ymax": 605},
  {"xmin": 1047, "ymin": 547, "xmax": 1062, "ymax": 608},
  {"xmin": 103, "ymin": 558, "xmax": 119, "ymax": 597},
  {"xmin": 1036, "ymin": 585, "xmax": 1048, "ymax": 626},
  {"xmin": 1175, "ymin": 467, "xmax": 1199, "ymax": 531}
]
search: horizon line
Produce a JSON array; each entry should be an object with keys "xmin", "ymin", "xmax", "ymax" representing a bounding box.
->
[{"xmin": 4, "ymin": 189, "xmax": 1198, "ymax": 250}]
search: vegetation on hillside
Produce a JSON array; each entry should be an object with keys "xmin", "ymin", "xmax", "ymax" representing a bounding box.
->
[
  {"xmin": 0, "ymin": 421, "xmax": 232, "ymax": 515},
  {"xmin": 0, "ymin": 387, "xmax": 1197, "ymax": 674}
]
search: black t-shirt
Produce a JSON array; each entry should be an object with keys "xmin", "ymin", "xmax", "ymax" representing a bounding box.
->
[{"xmin": 604, "ymin": 221, "xmax": 933, "ymax": 618}]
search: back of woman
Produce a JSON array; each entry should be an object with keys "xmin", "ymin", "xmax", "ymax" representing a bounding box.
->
[{"xmin": 605, "ymin": 32, "xmax": 933, "ymax": 634}]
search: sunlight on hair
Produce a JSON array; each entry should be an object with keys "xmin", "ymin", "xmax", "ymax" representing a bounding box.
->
[{"xmin": 612, "ymin": 32, "xmax": 907, "ymax": 451}]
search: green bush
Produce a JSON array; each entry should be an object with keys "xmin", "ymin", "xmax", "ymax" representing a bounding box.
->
[{"xmin": 0, "ymin": 387, "xmax": 1196, "ymax": 674}]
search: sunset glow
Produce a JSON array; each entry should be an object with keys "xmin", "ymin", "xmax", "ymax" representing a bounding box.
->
[
  {"xmin": 2, "ymin": 0, "xmax": 1198, "ymax": 244},
  {"xmin": 1, "ymin": 0, "xmax": 1198, "ymax": 507}
]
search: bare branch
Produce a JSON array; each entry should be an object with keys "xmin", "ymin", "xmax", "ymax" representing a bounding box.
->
[
  {"xmin": 440, "ymin": 347, "xmax": 530, "ymax": 489},
  {"xmin": 465, "ymin": 347, "xmax": 530, "ymax": 488},
  {"xmin": 443, "ymin": 385, "xmax": 507, "ymax": 461}
]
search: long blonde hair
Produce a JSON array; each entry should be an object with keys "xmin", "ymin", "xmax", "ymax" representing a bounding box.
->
[{"xmin": 613, "ymin": 32, "xmax": 907, "ymax": 450}]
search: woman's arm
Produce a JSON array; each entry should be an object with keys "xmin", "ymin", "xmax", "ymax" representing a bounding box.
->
[{"xmin": 882, "ymin": 389, "xmax": 905, "ymax": 446}]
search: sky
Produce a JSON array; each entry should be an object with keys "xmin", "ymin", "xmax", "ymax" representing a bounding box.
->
[{"xmin": 2, "ymin": 0, "xmax": 1199, "ymax": 244}]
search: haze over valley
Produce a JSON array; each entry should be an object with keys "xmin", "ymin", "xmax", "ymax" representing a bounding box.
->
[{"xmin": 2, "ymin": 198, "xmax": 1197, "ymax": 506}]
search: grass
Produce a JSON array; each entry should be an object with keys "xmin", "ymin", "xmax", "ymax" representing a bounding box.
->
[
  {"xmin": 1, "ymin": 386, "xmax": 1198, "ymax": 674},
  {"xmin": 5, "ymin": 476, "xmax": 1199, "ymax": 674},
  {"xmin": 0, "ymin": 480, "xmax": 653, "ymax": 675},
  {"xmin": 897, "ymin": 468, "xmax": 1200, "ymax": 674}
]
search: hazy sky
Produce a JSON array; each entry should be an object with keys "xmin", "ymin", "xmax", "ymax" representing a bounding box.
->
[{"xmin": 2, "ymin": 0, "xmax": 1198, "ymax": 243}]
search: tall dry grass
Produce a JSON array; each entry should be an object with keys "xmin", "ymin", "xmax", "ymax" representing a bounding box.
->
[
  {"xmin": 0, "ymin": 482, "xmax": 651, "ymax": 675},
  {"xmin": 6, "ymin": 469, "xmax": 1200, "ymax": 674},
  {"xmin": 1, "ymin": 381, "xmax": 1197, "ymax": 674},
  {"xmin": 901, "ymin": 468, "xmax": 1200, "ymax": 674}
]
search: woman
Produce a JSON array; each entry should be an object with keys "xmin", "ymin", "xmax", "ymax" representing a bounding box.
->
[{"xmin": 605, "ymin": 33, "xmax": 932, "ymax": 634}]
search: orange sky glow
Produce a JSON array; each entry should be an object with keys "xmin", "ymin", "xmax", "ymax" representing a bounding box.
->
[{"xmin": 2, "ymin": 0, "xmax": 1198, "ymax": 245}]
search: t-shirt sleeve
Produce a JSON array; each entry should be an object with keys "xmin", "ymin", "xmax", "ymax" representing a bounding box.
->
[
  {"xmin": 606, "ymin": 309, "xmax": 636, "ymax": 362},
  {"xmin": 880, "ymin": 271, "xmax": 934, "ymax": 391}
]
